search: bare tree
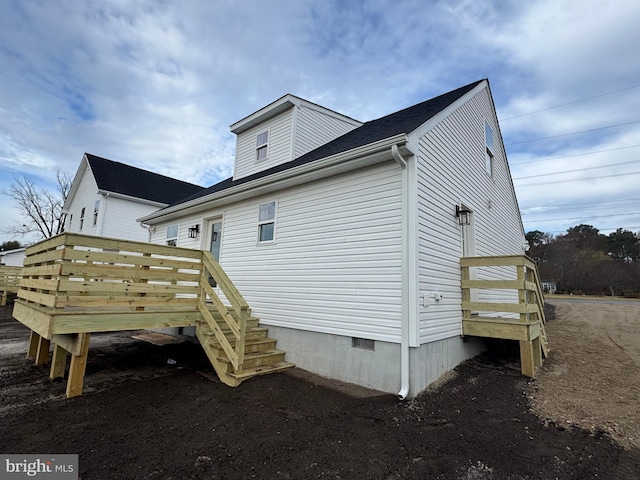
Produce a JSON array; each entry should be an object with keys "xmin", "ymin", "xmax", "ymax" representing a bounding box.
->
[{"xmin": 2, "ymin": 171, "xmax": 72, "ymax": 240}]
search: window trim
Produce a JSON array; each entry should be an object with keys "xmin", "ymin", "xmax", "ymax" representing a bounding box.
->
[
  {"xmin": 93, "ymin": 200, "xmax": 100, "ymax": 227},
  {"xmin": 79, "ymin": 208, "xmax": 85, "ymax": 230},
  {"xmin": 255, "ymin": 129, "xmax": 269, "ymax": 162},
  {"xmin": 166, "ymin": 224, "xmax": 179, "ymax": 247},
  {"xmin": 484, "ymin": 119, "xmax": 495, "ymax": 177},
  {"xmin": 257, "ymin": 201, "xmax": 276, "ymax": 244}
]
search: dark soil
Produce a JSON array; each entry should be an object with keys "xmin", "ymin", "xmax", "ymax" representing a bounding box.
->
[{"xmin": 1, "ymin": 304, "xmax": 638, "ymax": 479}]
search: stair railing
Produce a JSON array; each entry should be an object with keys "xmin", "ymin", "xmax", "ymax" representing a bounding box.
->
[{"xmin": 197, "ymin": 251, "xmax": 249, "ymax": 372}]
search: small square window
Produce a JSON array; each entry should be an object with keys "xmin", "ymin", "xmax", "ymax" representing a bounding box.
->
[
  {"xmin": 258, "ymin": 201, "xmax": 276, "ymax": 243},
  {"xmin": 166, "ymin": 224, "xmax": 179, "ymax": 246}
]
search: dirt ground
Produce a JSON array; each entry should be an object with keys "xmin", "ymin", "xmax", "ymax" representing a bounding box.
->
[{"xmin": 1, "ymin": 300, "xmax": 639, "ymax": 479}]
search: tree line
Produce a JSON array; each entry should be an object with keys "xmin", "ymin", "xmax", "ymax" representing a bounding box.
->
[{"xmin": 526, "ymin": 225, "xmax": 640, "ymax": 297}]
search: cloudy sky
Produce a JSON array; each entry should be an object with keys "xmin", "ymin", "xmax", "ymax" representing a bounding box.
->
[{"xmin": 1, "ymin": 0, "xmax": 639, "ymax": 245}]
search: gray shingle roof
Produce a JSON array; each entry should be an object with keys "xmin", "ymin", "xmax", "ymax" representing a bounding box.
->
[
  {"xmin": 169, "ymin": 79, "xmax": 485, "ymax": 207},
  {"xmin": 85, "ymin": 154, "xmax": 204, "ymax": 205}
]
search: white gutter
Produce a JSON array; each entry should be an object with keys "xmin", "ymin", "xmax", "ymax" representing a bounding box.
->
[
  {"xmin": 140, "ymin": 133, "xmax": 410, "ymax": 225},
  {"xmin": 391, "ymin": 144, "xmax": 410, "ymax": 400}
]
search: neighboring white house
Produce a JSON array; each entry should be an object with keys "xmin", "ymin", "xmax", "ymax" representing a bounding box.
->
[
  {"xmin": 139, "ymin": 80, "xmax": 527, "ymax": 397},
  {"xmin": 541, "ymin": 281, "xmax": 557, "ymax": 294},
  {"xmin": 63, "ymin": 153, "xmax": 204, "ymax": 242},
  {"xmin": 0, "ymin": 247, "xmax": 26, "ymax": 266}
]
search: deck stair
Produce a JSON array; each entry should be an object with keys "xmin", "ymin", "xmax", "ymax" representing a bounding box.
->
[
  {"xmin": 461, "ymin": 255, "xmax": 549, "ymax": 377},
  {"xmin": 195, "ymin": 313, "xmax": 294, "ymax": 387}
]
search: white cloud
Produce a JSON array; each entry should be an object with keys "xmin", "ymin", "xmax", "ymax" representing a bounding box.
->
[{"xmin": 1, "ymin": 0, "xmax": 639, "ymax": 242}]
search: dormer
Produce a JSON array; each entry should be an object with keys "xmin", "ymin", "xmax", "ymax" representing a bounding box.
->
[{"xmin": 230, "ymin": 94, "xmax": 362, "ymax": 180}]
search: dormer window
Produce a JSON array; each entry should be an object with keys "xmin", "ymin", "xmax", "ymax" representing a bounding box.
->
[{"xmin": 256, "ymin": 131, "xmax": 269, "ymax": 161}]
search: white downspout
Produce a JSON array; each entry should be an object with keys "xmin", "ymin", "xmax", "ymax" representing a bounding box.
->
[{"xmin": 392, "ymin": 144, "xmax": 410, "ymax": 400}]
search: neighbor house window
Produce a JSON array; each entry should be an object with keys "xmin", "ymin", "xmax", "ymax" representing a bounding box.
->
[
  {"xmin": 166, "ymin": 225, "xmax": 179, "ymax": 246},
  {"xmin": 93, "ymin": 200, "xmax": 100, "ymax": 226},
  {"xmin": 485, "ymin": 120, "xmax": 494, "ymax": 177},
  {"xmin": 258, "ymin": 201, "xmax": 276, "ymax": 242},
  {"xmin": 79, "ymin": 208, "xmax": 85, "ymax": 230},
  {"xmin": 256, "ymin": 131, "xmax": 269, "ymax": 161}
]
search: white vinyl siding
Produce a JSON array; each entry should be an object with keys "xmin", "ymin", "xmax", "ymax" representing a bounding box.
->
[
  {"xmin": 293, "ymin": 104, "xmax": 361, "ymax": 158},
  {"xmin": 415, "ymin": 87, "xmax": 525, "ymax": 344},
  {"xmin": 100, "ymin": 197, "xmax": 161, "ymax": 242},
  {"xmin": 208, "ymin": 162, "xmax": 403, "ymax": 342},
  {"xmin": 234, "ymin": 109, "xmax": 293, "ymax": 180},
  {"xmin": 65, "ymin": 166, "xmax": 100, "ymax": 236}
]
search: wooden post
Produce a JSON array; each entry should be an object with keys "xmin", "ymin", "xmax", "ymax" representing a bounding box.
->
[
  {"xmin": 66, "ymin": 333, "xmax": 91, "ymax": 398},
  {"xmin": 532, "ymin": 337, "xmax": 542, "ymax": 368},
  {"xmin": 27, "ymin": 330, "xmax": 40, "ymax": 358},
  {"xmin": 35, "ymin": 336, "xmax": 51, "ymax": 366},
  {"xmin": 519, "ymin": 340, "xmax": 535, "ymax": 377},
  {"xmin": 0, "ymin": 290, "xmax": 7, "ymax": 306},
  {"xmin": 50, "ymin": 344, "xmax": 68, "ymax": 380},
  {"xmin": 461, "ymin": 265, "xmax": 471, "ymax": 321}
]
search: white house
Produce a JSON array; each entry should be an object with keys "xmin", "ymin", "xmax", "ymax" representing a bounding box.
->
[
  {"xmin": 139, "ymin": 80, "xmax": 527, "ymax": 397},
  {"xmin": 0, "ymin": 247, "xmax": 26, "ymax": 266},
  {"xmin": 63, "ymin": 153, "xmax": 204, "ymax": 242}
]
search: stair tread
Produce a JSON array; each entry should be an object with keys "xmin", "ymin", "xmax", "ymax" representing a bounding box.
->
[
  {"xmin": 228, "ymin": 361, "xmax": 296, "ymax": 380},
  {"xmin": 218, "ymin": 349, "xmax": 285, "ymax": 364}
]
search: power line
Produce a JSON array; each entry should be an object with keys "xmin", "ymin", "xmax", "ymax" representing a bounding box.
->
[
  {"xmin": 510, "ymin": 144, "xmax": 640, "ymax": 166},
  {"xmin": 512, "ymin": 160, "xmax": 639, "ymax": 180},
  {"xmin": 502, "ymin": 83, "xmax": 640, "ymax": 121},
  {"xmin": 522, "ymin": 212, "xmax": 640, "ymax": 223},
  {"xmin": 521, "ymin": 197, "xmax": 640, "ymax": 211},
  {"xmin": 514, "ymin": 171, "xmax": 640, "ymax": 187},
  {"xmin": 506, "ymin": 120, "xmax": 640, "ymax": 146}
]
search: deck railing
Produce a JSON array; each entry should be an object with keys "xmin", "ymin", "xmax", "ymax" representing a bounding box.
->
[
  {"xmin": 14, "ymin": 232, "xmax": 249, "ymax": 373},
  {"xmin": 0, "ymin": 266, "xmax": 22, "ymax": 306},
  {"xmin": 460, "ymin": 255, "xmax": 548, "ymax": 376}
]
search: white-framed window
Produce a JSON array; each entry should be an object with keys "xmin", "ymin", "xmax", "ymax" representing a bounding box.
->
[
  {"xmin": 258, "ymin": 201, "xmax": 276, "ymax": 243},
  {"xmin": 79, "ymin": 208, "xmax": 85, "ymax": 230},
  {"xmin": 484, "ymin": 120, "xmax": 494, "ymax": 177},
  {"xmin": 93, "ymin": 200, "xmax": 100, "ymax": 226},
  {"xmin": 166, "ymin": 224, "xmax": 179, "ymax": 246},
  {"xmin": 256, "ymin": 131, "xmax": 269, "ymax": 162},
  {"xmin": 68, "ymin": 214, "xmax": 73, "ymax": 230}
]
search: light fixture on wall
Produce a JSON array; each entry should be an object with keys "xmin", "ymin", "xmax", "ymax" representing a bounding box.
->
[
  {"xmin": 188, "ymin": 224, "xmax": 200, "ymax": 238},
  {"xmin": 455, "ymin": 205, "xmax": 471, "ymax": 226}
]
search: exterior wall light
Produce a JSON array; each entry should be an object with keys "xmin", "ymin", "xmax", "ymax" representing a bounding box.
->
[
  {"xmin": 455, "ymin": 205, "xmax": 471, "ymax": 226},
  {"xmin": 188, "ymin": 224, "xmax": 200, "ymax": 238}
]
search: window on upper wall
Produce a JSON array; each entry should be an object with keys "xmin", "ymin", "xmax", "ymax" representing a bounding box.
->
[
  {"xmin": 166, "ymin": 225, "xmax": 179, "ymax": 246},
  {"xmin": 258, "ymin": 201, "xmax": 276, "ymax": 243},
  {"xmin": 484, "ymin": 120, "xmax": 494, "ymax": 177},
  {"xmin": 79, "ymin": 208, "xmax": 85, "ymax": 230},
  {"xmin": 93, "ymin": 200, "xmax": 100, "ymax": 226},
  {"xmin": 68, "ymin": 214, "xmax": 73, "ymax": 230},
  {"xmin": 256, "ymin": 131, "xmax": 269, "ymax": 161}
]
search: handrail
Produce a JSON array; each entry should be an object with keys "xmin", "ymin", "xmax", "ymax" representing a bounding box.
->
[
  {"xmin": 460, "ymin": 255, "xmax": 543, "ymax": 321},
  {"xmin": 198, "ymin": 251, "xmax": 249, "ymax": 372}
]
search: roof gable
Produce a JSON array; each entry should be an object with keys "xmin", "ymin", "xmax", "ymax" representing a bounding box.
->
[
  {"xmin": 170, "ymin": 80, "xmax": 485, "ymax": 207},
  {"xmin": 85, "ymin": 154, "xmax": 204, "ymax": 205}
]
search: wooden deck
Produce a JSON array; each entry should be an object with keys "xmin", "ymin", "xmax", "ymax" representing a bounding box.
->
[
  {"xmin": 0, "ymin": 266, "xmax": 21, "ymax": 306},
  {"xmin": 461, "ymin": 255, "xmax": 549, "ymax": 377},
  {"xmin": 12, "ymin": 233, "xmax": 294, "ymax": 397}
]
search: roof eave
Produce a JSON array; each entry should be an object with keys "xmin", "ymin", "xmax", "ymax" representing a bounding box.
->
[{"xmin": 140, "ymin": 133, "xmax": 411, "ymax": 224}]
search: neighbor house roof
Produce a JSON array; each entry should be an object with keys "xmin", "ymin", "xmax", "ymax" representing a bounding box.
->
[
  {"xmin": 171, "ymin": 79, "xmax": 484, "ymax": 207},
  {"xmin": 85, "ymin": 153, "xmax": 204, "ymax": 205}
]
